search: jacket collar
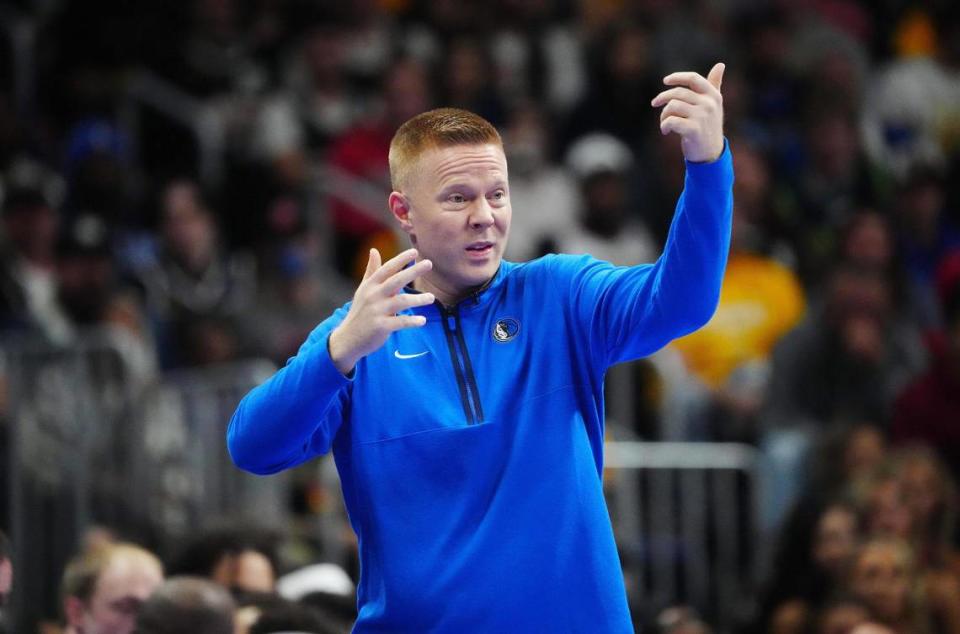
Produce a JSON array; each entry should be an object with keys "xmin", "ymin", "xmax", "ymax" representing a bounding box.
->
[{"xmin": 405, "ymin": 261, "xmax": 512, "ymax": 318}]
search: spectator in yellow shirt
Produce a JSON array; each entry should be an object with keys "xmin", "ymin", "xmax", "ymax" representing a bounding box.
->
[{"xmin": 670, "ymin": 137, "xmax": 805, "ymax": 440}]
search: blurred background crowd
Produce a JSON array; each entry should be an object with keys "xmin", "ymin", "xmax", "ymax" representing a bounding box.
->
[{"xmin": 1, "ymin": 0, "xmax": 959, "ymax": 632}]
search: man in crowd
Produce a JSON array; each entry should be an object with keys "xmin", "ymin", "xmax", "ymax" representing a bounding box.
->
[
  {"xmin": 229, "ymin": 63, "xmax": 732, "ymax": 630},
  {"xmin": 61, "ymin": 542, "xmax": 163, "ymax": 634}
]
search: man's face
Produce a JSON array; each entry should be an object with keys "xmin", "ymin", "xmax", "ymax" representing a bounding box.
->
[
  {"xmin": 394, "ymin": 143, "xmax": 511, "ymax": 300},
  {"xmin": 72, "ymin": 555, "xmax": 163, "ymax": 634}
]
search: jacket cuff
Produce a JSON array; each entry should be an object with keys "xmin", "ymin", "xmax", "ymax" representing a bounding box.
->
[
  {"xmin": 321, "ymin": 331, "xmax": 356, "ymax": 382},
  {"xmin": 684, "ymin": 137, "xmax": 733, "ymax": 187}
]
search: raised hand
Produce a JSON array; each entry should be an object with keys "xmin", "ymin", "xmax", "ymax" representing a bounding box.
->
[
  {"xmin": 651, "ymin": 62, "xmax": 725, "ymax": 163},
  {"xmin": 328, "ymin": 248, "xmax": 435, "ymax": 375}
]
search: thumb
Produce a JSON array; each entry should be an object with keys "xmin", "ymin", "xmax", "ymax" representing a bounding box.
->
[
  {"xmin": 707, "ymin": 62, "xmax": 725, "ymax": 92},
  {"xmin": 362, "ymin": 248, "xmax": 381, "ymax": 282}
]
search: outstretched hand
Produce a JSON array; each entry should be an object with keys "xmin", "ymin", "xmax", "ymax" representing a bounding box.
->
[
  {"xmin": 328, "ymin": 248, "xmax": 435, "ymax": 375},
  {"xmin": 651, "ymin": 62, "xmax": 725, "ymax": 163}
]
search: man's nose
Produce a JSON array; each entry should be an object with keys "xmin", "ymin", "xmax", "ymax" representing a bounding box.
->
[{"xmin": 469, "ymin": 199, "xmax": 496, "ymax": 228}]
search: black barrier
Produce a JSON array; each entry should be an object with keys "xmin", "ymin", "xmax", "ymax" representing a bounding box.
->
[
  {"xmin": 2, "ymin": 330, "xmax": 281, "ymax": 632},
  {"xmin": 605, "ymin": 441, "xmax": 762, "ymax": 632},
  {"xmin": 129, "ymin": 360, "xmax": 284, "ymax": 556}
]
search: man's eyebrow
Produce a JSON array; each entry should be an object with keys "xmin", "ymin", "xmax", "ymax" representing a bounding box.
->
[{"xmin": 437, "ymin": 183, "xmax": 476, "ymax": 196}]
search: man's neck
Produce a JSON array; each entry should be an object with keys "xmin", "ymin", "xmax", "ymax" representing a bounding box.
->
[
  {"xmin": 413, "ymin": 273, "xmax": 493, "ymax": 309},
  {"xmin": 413, "ymin": 275, "xmax": 462, "ymax": 308}
]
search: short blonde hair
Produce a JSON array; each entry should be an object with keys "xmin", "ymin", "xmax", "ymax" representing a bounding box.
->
[
  {"xmin": 61, "ymin": 542, "xmax": 162, "ymax": 605},
  {"xmin": 388, "ymin": 108, "xmax": 502, "ymax": 190}
]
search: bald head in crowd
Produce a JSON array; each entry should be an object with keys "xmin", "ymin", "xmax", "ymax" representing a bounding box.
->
[
  {"xmin": 61, "ymin": 542, "xmax": 163, "ymax": 634},
  {"xmin": 135, "ymin": 577, "xmax": 235, "ymax": 634}
]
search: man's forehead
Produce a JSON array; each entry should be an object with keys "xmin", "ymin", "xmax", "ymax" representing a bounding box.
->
[
  {"xmin": 95, "ymin": 554, "xmax": 162, "ymax": 596},
  {"xmin": 418, "ymin": 143, "xmax": 507, "ymax": 181}
]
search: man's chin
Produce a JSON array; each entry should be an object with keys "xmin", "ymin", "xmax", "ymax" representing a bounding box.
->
[{"xmin": 455, "ymin": 264, "xmax": 498, "ymax": 290}]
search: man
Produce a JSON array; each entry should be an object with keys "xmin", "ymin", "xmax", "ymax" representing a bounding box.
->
[
  {"xmin": 135, "ymin": 577, "xmax": 235, "ymax": 634},
  {"xmin": 229, "ymin": 63, "xmax": 731, "ymax": 631},
  {"xmin": 61, "ymin": 542, "xmax": 163, "ymax": 634}
]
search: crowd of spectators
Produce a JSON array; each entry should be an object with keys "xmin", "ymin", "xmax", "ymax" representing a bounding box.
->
[
  {"xmin": 1, "ymin": 0, "xmax": 960, "ymax": 632},
  {"xmin": 0, "ymin": 525, "xmax": 357, "ymax": 633}
]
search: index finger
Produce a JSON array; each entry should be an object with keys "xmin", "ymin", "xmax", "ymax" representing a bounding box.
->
[
  {"xmin": 662, "ymin": 71, "xmax": 719, "ymax": 97},
  {"xmin": 370, "ymin": 248, "xmax": 419, "ymax": 283}
]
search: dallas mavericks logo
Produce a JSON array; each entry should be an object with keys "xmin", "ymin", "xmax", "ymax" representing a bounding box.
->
[{"xmin": 493, "ymin": 318, "xmax": 520, "ymax": 343}]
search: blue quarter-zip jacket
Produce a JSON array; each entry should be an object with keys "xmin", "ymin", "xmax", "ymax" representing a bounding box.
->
[{"xmin": 228, "ymin": 143, "xmax": 733, "ymax": 632}]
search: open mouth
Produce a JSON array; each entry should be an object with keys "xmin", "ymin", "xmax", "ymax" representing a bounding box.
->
[{"xmin": 466, "ymin": 242, "xmax": 494, "ymax": 255}]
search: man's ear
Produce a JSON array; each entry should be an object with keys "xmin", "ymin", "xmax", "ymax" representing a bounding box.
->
[
  {"xmin": 64, "ymin": 595, "xmax": 86, "ymax": 627},
  {"xmin": 389, "ymin": 191, "xmax": 414, "ymax": 235}
]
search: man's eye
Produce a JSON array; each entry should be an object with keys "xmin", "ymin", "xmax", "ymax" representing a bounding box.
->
[
  {"xmin": 448, "ymin": 194, "xmax": 466, "ymax": 204},
  {"xmin": 491, "ymin": 190, "xmax": 506, "ymax": 200}
]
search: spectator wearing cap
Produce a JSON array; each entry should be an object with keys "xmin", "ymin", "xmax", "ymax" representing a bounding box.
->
[
  {"xmin": 55, "ymin": 215, "xmax": 121, "ymax": 328},
  {"xmin": 551, "ymin": 132, "xmax": 656, "ymax": 267},
  {"xmin": 51, "ymin": 214, "xmax": 158, "ymax": 381}
]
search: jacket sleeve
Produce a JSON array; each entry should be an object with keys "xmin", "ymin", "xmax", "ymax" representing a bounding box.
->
[
  {"xmin": 558, "ymin": 140, "xmax": 734, "ymax": 369},
  {"xmin": 227, "ymin": 306, "xmax": 352, "ymax": 475}
]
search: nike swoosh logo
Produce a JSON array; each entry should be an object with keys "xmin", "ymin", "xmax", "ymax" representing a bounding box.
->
[{"xmin": 394, "ymin": 350, "xmax": 429, "ymax": 360}]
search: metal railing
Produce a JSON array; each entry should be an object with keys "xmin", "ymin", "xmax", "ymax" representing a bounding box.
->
[
  {"xmin": 4, "ymin": 330, "xmax": 149, "ymax": 628},
  {"xmin": 129, "ymin": 359, "xmax": 283, "ymax": 551},
  {"xmin": 2, "ymin": 332, "xmax": 282, "ymax": 631},
  {"xmin": 604, "ymin": 441, "xmax": 762, "ymax": 631}
]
